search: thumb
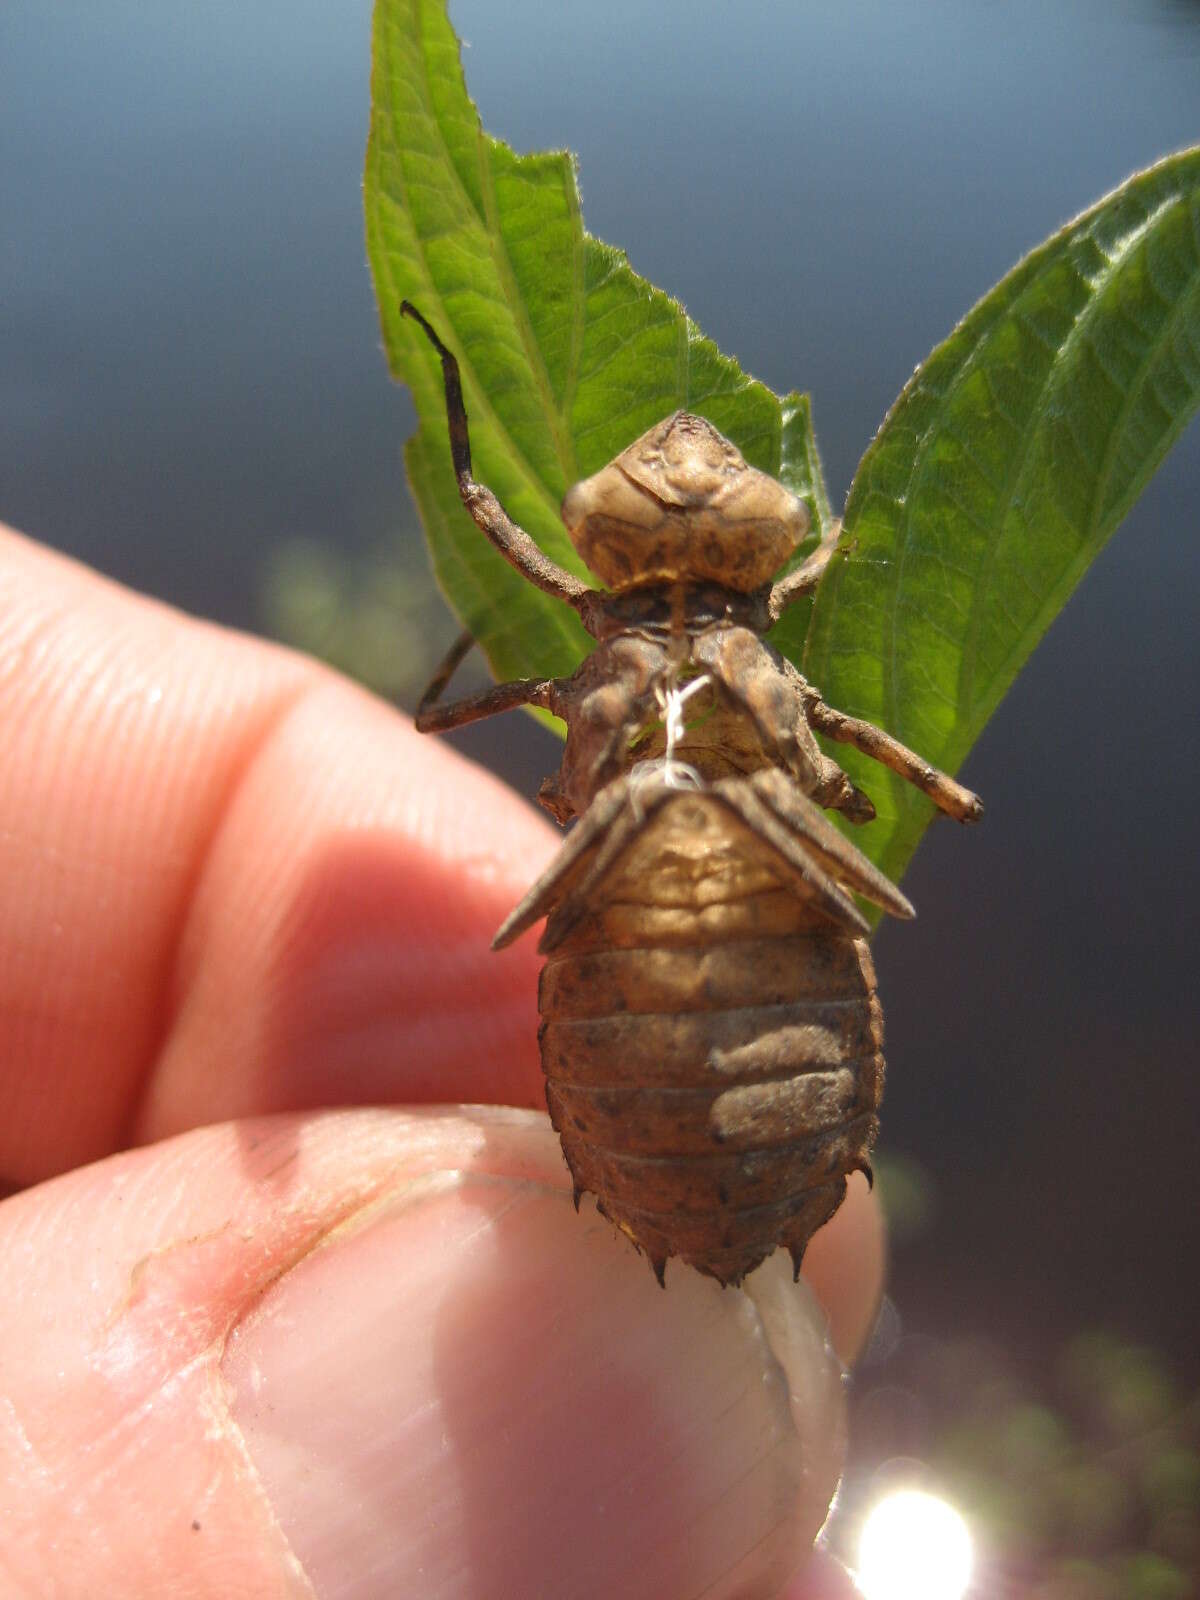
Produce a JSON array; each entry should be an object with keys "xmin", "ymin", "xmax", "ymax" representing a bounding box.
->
[{"xmin": 2, "ymin": 1107, "xmax": 849, "ymax": 1600}]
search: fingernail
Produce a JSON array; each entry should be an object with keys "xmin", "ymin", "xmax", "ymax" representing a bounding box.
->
[{"xmin": 223, "ymin": 1167, "xmax": 845, "ymax": 1600}]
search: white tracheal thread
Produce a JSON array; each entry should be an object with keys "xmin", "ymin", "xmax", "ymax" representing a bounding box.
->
[{"xmin": 628, "ymin": 671, "xmax": 711, "ymax": 819}]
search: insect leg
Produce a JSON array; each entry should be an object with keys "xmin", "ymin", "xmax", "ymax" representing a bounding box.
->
[
  {"xmin": 804, "ymin": 695, "xmax": 984, "ymax": 823},
  {"xmin": 766, "ymin": 519, "xmax": 844, "ymax": 622},
  {"xmin": 810, "ymin": 754, "xmax": 877, "ymax": 825},
  {"xmin": 414, "ymin": 630, "xmax": 560, "ymax": 735},
  {"xmin": 415, "ymin": 627, "xmax": 475, "ymax": 714},
  {"xmin": 416, "ymin": 677, "xmax": 558, "ymax": 735},
  {"xmin": 693, "ymin": 625, "xmax": 875, "ymax": 820},
  {"xmin": 400, "ymin": 302, "xmax": 601, "ymax": 630}
]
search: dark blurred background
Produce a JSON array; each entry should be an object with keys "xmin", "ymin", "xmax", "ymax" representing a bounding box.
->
[{"xmin": 3, "ymin": 2, "xmax": 1198, "ymax": 1588}]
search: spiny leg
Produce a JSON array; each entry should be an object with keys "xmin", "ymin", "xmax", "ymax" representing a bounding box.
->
[
  {"xmin": 767, "ymin": 518, "xmax": 844, "ymax": 623},
  {"xmin": 803, "ymin": 692, "xmax": 983, "ymax": 823},
  {"xmin": 400, "ymin": 302, "xmax": 601, "ymax": 629}
]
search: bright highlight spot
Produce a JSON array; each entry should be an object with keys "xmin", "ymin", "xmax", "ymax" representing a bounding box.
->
[{"xmin": 857, "ymin": 1488, "xmax": 973, "ymax": 1600}]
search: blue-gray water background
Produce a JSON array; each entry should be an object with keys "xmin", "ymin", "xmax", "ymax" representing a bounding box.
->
[{"xmin": 3, "ymin": 1, "xmax": 1198, "ymax": 1387}]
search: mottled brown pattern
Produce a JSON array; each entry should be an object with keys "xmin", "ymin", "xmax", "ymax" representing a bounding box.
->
[
  {"xmin": 525, "ymin": 780, "xmax": 886, "ymax": 1285},
  {"xmin": 404, "ymin": 307, "xmax": 982, "ymax": 1285},
  {"xmin": 561, "ymin": 412, "xmax": 808, "ymax": 591}
]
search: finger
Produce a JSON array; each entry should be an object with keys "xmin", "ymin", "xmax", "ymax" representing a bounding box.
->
[
  {"xmin": 0, "ymin": 527, "xmax": 553, "ymax": 1184},
  {"xmin": 802, "ymin": 1172, "xmax": 886, "ymax": 1367},
  {"xmin": 1, "ymin": 1108, "xmax": 852, "ymax": 1600},
  {"xmin": 0, "ymin": 522, "xmax": 885, "ymax": 1362},
  {"xmin": 784, "ymin": 1551, "xmax": 865, "ymax": 1598}
]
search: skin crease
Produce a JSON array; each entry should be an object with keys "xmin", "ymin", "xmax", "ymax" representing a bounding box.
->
[{"xmin": 0, "ymin": 524, "xmax": 883, "ymax": 1598}]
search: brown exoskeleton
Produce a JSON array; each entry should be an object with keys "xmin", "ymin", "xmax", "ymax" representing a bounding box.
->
[{"xmin": 404, "ymin": 301, "xmax": 982, "ymax": 1286}]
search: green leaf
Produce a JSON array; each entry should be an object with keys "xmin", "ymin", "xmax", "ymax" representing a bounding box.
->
[
  {"xmin": 365, "ymin": 0, "xmax": 830, "ymax": 706},
  {"xmin": 804, "ymin": 148, "xmax": 1200, "ymax": 883},
  {"xmin": 367, "ymin": 0, "xmax": 1200, "ymax": 888}
]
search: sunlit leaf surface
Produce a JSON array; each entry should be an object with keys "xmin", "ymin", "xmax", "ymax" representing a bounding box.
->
[
  {"xmin": 365, "ymin": 0, "xmax": 828, "ymax": 703},
  {"xmin": 367, "ymin": 0, "xmax": 1200, "ymax": 882},
  {"xmin": 806, "ymin": 148, "xmax": 1200, "ymax": 881}
]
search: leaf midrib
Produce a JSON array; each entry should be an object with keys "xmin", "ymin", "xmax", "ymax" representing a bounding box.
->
[
  {"xmin": 881, "ymin": 188, "xmax": 1166, "ymax": 794},
  {"xmin": 951, "ymin": 235, "xmax": 1200, "ymax": 752}
]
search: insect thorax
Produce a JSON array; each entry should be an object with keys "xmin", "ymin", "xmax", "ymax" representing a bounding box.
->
[{"xmin": 540, "ymin": 586, "xmax": 822, "ymax": 826}]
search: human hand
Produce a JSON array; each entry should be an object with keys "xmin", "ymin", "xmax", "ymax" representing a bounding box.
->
[{"xmin": 0, "ymin": 524, "xmax": 883, "ymax": 1598}]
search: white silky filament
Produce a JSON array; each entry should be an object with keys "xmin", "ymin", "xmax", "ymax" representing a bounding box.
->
[
  {"xmin": 659, "ymin": 672, "xmax": 712, "ymax": 763},
  {"xmin": 628, "ymin": 672, "xmax": 712, "ymax": 817}
]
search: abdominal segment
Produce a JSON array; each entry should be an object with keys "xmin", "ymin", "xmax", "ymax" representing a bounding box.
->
[{"xmin": 532, "ymin": 782, "xmax": 885, "ymax": 1287}]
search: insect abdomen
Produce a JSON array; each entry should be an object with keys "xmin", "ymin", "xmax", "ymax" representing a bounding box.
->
[{"xmin": 536, "ymin": 790, "xmax": 884, "ymax": 1287}]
